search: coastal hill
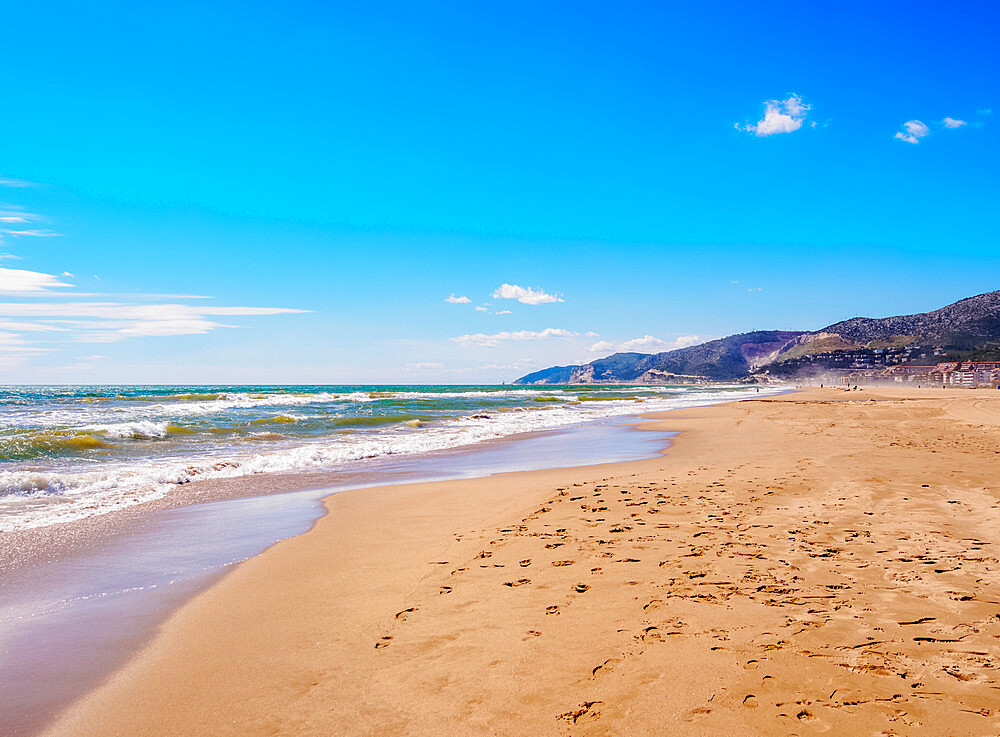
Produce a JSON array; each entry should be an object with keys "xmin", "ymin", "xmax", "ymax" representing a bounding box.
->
[{"xmin": 513, "ymin": 290, "xmax": 1000, "ymax": 384}]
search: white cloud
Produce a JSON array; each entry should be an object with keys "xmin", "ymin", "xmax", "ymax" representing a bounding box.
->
[
  {"xmin": 496, "ymin": 309, "xmax": 511, "ymax": 315},
  {"xmin": 1, "ymin": 229, "xmax": 61, "ymax": 238},
  {"xmin": 0, "ymin": 207, "xmax": 54, "ymax": 243},
  {"xmin": 588, "ymin": 334, "xmax": 707, "ymax": 355},
  {"xmin": 0, "ymin": 266, "xmax": 74, "ymax": 294},
  {"xmin": 443, "ymin": 358, "xmax": 541, "ymax": 374},
  {"xmin": 0, "ymin": 176, "xmax": 35, "ymax": 188},
  {"xmin": 747, "ymin": 287, "xmax": 763, "ymax": 292},
  {"xmin": 0, "ymin": 332, "xmax": 47, "ymax": 352},
  {"xmin": 0, "ymin": 320, "xmax": 67, "ymax": 332},
  {"xmin": 85, "ymin": 318, "xmax": 229, "ymax": 341},
  {"xmin": 451, "ymin": 328, "xmax": 576, "ymax": 347},
  {"xmin": 737, "ymin": 95, "xmax": 811, "ymax": 137},
  {"xmin": 445, "ymin": 294, "xmax": 471, "ymax": 304},
  {"xmin": 672, "ymin": 335, "xmax": 704, "ymax": 349},
  {"xmin": 405, "ymin": 361, "xmax": 445, "ymax": 371},
  {"xmin": 894, "ymin": 120, "xmax": 930, "ymax": 144},
  {"xmin": 475, "ymin": 306, "xmax": 488, "ymax": 312},
  {"xmin": 0, "ymin": 332, "xmax": 51, "ymax": 370},
  {"xmin": 619, "ymin": 335, "xmax": 674, "ymax": 352},
  {"xmin": 0, "ymin": 185, "xmax": 309, "ymax": 370},
  {"xmin": 492, "ymin": 283, "xmax": 563, "ymax": 305},
  {"xmin": 0, "ymin": 302, "xmax": 307, "ymax": 343},
  {"xmin": 942, "ymin": 117, "xmax": 967, "ymax": 129}
]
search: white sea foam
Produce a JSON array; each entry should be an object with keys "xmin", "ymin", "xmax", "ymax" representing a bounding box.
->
[
  {"xmin": 0, "ymin": 386, "xmax": 785, "ymax": 532},
  {"xmin": 85, "ymin": 420, "xmax": 172, "ymax": 440},
  {"xmin": 0, "ymin": 389, "xmax": 582, "ymax": 431}
]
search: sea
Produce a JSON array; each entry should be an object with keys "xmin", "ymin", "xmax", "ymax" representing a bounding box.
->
[{"xmin": 0, "ymin": 384, "xmax": 777, "ymax": 532}]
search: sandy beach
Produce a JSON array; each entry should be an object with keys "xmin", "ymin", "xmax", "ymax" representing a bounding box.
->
[{"xmin": 43, "ymin": 387, "xmax": 1000, "ymax": 736}]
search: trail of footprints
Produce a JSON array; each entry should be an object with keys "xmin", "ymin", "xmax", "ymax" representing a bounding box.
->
[{"xmin": 369, "ymin": 422, "xmax": 1000, "ymax": 732}]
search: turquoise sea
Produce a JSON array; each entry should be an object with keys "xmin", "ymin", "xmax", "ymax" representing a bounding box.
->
[{"xmin": 0, "ymin": 384, "xmax": 776, "ymax": 531}]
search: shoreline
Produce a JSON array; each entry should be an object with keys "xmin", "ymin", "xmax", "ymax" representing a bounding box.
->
[
  {"xmin": 41, "ymin": 387, "xmax": 1000, "ymax": 735},
  {"xmin": 2, "ymin": 414, "xmax": 677, "ymax": 737}
]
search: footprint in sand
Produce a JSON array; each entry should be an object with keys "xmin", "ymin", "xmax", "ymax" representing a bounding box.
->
[
  {"xmin": 503, "ymin": 578, "xmax": 531, "ymax": 587},
  {"xmin": 374, "ymin": 636, "xmax": 393, "ymax": 649},
  {"xmin": 558, "ymin": 701, "xmax": 602, "ymax": 724},
  {"xmin": 519, "ymin": 559, "xmax": 532, "ymax": 567},
  {"xmin": 439, "ymin": 586, "xmax": 453, "ymax": 595},
  {"xmin": 742, "ymin": 694, "xmax": 759, "ymax": 708},
  {"xmin": 591, "ymin": 658, "xmax": 619, "ymax": 677},
  {"xmin": 545, "ymin": 542, "xmax": 564, "ymax": 549},
  {"xmin": 394, "ymin": 607, "xmax": 416, "ymax": 620},
  {"xmin": 574, "ymin": 583, "xmax": 591, "ymax": 593},
  {"xmin": 683, "ymin": 706, "xmax": 712, "ymax": 722},
  {"xmin": 546, "ymin": 605, "xmax": 560, "ymax": 615},
  {"xmin": 526, "ymin": 630, "xmax": 542, "ymax": 637},
  {"xmin": 795, "ymin": 709, "xmax": 829, "ymax": 730},
  {"xmin": 552, "ymin": 560, "xmax": 576, "ymax": 567}
]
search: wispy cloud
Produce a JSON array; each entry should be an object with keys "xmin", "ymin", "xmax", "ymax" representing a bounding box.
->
[
  {"xmin": 894, "ymin": 120, "xmax": 930, "ymax": 144},
  {"xmin": 0, "ymin": 266, "xmax": 74, "ymax": 294},
  {"xmin": 444, "ymin": 294, "xmax": 471, "ymax": 304},
  {"xmin": 0, "ymin": 320, "xmax": 68, "ymax": 332},
  {"xmin": 737, "ymin": 95, "xmax": 811, "ymax": 137},
  {"xmin": 451, "ymin": 328, "xmax": 576, "ymax": 347},
  {"xmin": 0, "ymin": 302, "xmax": 307, "ymax": 343},
  {"xmin": 412, "ymin": 358, "xmax": 540, "ymax": 375},
  {"xmin": 0, "ymin": 175, "xmax": 308, "ymax": 371},
  {"xmin": 941, "ymin": 117, "xmax": 967, "ymax": 129},
  {"xmin": 0, "ymin": 176, "xmax": 36, "ymax": 188},
  {"xmin": 404, "ymin": 361, "xmax": 446, "ymax": 371},
  {"xmin": 0, "ymin": 205, "xmax": 60, "ymax": 243},
  {"xmin": 0, "ymin": 332, "xmax": 51, "ymax": 370},
  {"xmin": 1, "ymin": 229, "xmax": 62, "ymax": 238},
  {"xmin": 492, "ymin": 283, "xmax": 563, "ymax": 305},
  {"xmin": 587, "ymin": 334, "xmax": 706, "ymax": 354}
]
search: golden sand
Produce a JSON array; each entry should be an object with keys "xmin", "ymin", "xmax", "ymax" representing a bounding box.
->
[{"xmin": 44, "ymin": 388, "xmax": 1000, "ymax": 735}]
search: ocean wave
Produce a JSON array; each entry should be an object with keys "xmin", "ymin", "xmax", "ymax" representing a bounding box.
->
[
  {"xmin": 0, "ymin": 386, "xmax": 784, "ymax": 531},
  {"xmin": 85, "ymin": 420, "xmax": 173, "ymax": 440},
  {"xmin": 0, "ymin": 389, "xmax": 580, "ymax": 431}
]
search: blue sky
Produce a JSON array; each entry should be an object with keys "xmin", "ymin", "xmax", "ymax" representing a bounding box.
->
[{"xmin": 1, "ymin": 0, "xmax": 997, "ymax": 383}]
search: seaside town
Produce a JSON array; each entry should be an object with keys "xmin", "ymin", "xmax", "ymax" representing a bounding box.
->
[
  {"xmin": 841, "ymin": 360, "xmax": 1000, "ymax": 387},
  {"xmin": 752, "ymin": 345, "xmax": 1000, "ymax": 387}
]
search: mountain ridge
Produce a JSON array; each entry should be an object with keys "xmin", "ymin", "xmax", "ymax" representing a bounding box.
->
[{"xmin": 512, "ymin": 290, "xmax": 1000, "ymax": 385}]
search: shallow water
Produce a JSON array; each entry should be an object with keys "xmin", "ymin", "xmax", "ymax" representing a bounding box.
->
[
  {"xmin": 0, "ymin": 416, "xmax": 673, "ymax": 736},
  {"xmin": 0, "ymin": 384, "xmax": 777, "ymax": 531}
]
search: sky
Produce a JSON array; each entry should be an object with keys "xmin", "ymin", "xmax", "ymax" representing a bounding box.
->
[{"xmin": 1, "ymin": 0, "xmax": 997, "ymax": 384}]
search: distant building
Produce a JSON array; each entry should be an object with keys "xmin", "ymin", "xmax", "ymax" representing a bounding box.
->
[{"xmin": 931, "ymin": 361, "xmax": 1000, "ymax": 387}]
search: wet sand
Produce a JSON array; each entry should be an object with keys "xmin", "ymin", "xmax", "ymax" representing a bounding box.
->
[
  {"xmin": 43, "ymin": 387, "xmax": 1000, "ymax": 735},
  {"xmin": 2, "ymin": 417, "xmax": 672, "ymax": 737}
]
